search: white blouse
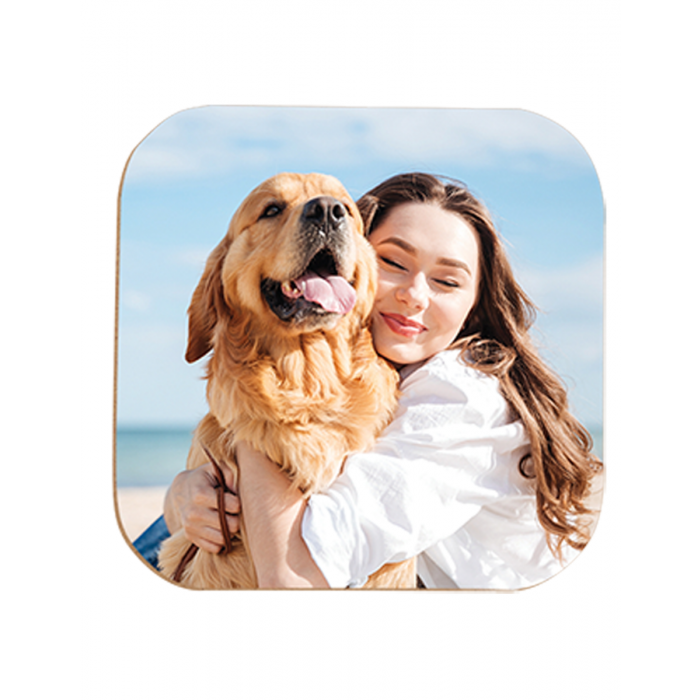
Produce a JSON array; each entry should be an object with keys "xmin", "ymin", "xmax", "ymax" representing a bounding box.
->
[{"xmin": 302, "ymin": 348, "xmax": 571, "ymax": 590}]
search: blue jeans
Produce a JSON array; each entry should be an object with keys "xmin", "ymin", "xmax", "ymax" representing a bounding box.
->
[{"xmin": 132, "ymin": 515, "xmax": 171, "ymax": 570}]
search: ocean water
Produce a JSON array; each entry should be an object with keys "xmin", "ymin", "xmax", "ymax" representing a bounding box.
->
[
  {"xmin": 115, "ymin": 424, "xmax": 604, "ymax": 488},
  {"xmin": 116, "ymin": 427, "xmax": 196, "ymax": 487}
]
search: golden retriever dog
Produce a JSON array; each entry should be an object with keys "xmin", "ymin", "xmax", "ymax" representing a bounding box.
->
[{"xmin": 157, "ymin": 173, "xmax": 416, "ymax": 589}]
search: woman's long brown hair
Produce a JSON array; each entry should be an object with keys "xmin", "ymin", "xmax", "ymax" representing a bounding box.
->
[{"xmin": 357, "ymin": 172, "xmax": 603, "ymax": 558}]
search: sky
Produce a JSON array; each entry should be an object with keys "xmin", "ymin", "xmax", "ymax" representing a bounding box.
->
[{"xmin": 117, "ymin": 106, "xmax": 604, "ymax": 428}]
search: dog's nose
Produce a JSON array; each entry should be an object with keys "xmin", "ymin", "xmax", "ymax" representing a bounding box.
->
[{"xmin": 302, "ymin": 197, "xmax": 347, "ymax": 229}]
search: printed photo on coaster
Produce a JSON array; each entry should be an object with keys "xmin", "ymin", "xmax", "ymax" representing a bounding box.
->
[{"xmin": 115, "ymin": 106, "xmax": 604, "ymax": 590}]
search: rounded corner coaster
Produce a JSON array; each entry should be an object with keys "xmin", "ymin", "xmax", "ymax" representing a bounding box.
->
[{"xmin": 116, "ymin": 106, "xmax": 603, "ymax": 591}]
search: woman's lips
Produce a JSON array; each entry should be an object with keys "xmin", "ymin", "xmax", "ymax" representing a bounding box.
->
[{"xmin": 380, "ymin": 313, "xmax": 427, "ymax": 338}]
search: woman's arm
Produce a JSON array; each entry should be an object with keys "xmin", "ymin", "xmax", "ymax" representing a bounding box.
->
[{"xmin": 235, "ymin": 441, "xmax": 329, "ymax": 588}]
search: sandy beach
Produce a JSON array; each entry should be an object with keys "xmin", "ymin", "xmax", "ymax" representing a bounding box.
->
[
  {"xmin": 116, "ymin": 486, "xmax": 168, "ymax": 542},
  {"xmin": 116, "ymin": 471, "xmax": 605, "ymax": 548}
]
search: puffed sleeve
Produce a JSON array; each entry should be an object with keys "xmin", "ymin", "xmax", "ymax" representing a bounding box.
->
[{"xmin": 301, "ymin": 350, "xmax": 530, "ymax": 588}]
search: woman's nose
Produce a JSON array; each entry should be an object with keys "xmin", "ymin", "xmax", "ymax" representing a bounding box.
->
[{"xmin": 396, "ymin": 273, "xmax": 429, "ymax": 309}]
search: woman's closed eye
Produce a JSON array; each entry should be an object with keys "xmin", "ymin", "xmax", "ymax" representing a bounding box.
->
[
  {"xmin": 435, "ymin": 278, "xmax": 460, "ymax": 289},
  {"xmin": 381, "ymin": 256, "xmax": 462, "ymax": 289},
  {"xmin": 380, "ymin": 256, "xmax": 407, "ymax": 271}
]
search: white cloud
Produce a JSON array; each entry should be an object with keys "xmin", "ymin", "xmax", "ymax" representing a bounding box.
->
[
  {"xmin": 121, "ymin": 289, "xmax": 151, "ymax": 312},
  {"xmin": 513, "ymin": 254, "xmax": 604, "ymax": 416},
  {"xmin": 124, "ymin": 107, "xmax": 593, "ymax": 184},
  {"xmin": 168, "ymin": 245, "xmax": 212, "ymax": 270},
  {"xmin": 361, "ymin": 109, "xmax": 587, "ymax": 164},
  {"xmin": 119, "ymin": 323, "xmax": 185, "ymax": 350},
  {"xmin": 116, "ymin": 322, "xmax": 207, "ymax": 425},
  {"xmin": 515, "ymin": 253, "xmax": 604, "ymax": 314}
]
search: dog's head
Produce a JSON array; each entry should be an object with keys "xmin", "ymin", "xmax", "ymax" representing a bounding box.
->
[{"xmin": 186, "ymin": 172, "xmax": 377, "ymax": 362}]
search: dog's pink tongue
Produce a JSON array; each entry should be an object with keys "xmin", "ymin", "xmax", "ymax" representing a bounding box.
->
[{"xmin": 296, "ymin": 272, "xmax": 356, "ymax": 314}]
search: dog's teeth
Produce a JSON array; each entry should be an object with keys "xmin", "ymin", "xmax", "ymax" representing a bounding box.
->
[{"xmin": 281, "ymin": 281, "xmax": 302, "ymax": 299}]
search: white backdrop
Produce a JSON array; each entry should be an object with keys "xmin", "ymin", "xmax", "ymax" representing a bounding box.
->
[{"xmin": 2, "ymin": 2, "xmax": 696, "ymax": 698}]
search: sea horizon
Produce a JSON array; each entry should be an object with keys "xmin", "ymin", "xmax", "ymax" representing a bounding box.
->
[{"xmin": 115, "ymin": 423, "xmax": 605, "ymax": 488}]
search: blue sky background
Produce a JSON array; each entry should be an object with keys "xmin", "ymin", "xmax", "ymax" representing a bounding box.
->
[{"xmin": 117, "ymin": 106, "xmax": 603, "ymax": 429}]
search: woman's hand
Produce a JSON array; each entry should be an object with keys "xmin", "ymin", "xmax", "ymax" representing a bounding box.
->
[{"xmin": 163, "ymin": 462, "xmax": 240, "ymax": 554}]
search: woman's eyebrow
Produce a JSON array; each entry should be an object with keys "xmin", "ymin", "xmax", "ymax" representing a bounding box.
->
[
  {"xmin": 378, "ymin": 236, "xmax": 417, "ymax": 254},
  {"xmin": 378, "ymin": 237, "xmax": 472, "ymax": 276},
  {"xmin": 436, "ymin": 256, "xmax": 472, "ymax": 276}
]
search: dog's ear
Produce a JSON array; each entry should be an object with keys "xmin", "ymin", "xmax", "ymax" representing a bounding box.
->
[{"xmin": 185, "ymin": 237, "xmax": 230, "ymax": 363}]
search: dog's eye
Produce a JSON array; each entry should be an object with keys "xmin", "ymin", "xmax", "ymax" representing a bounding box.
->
[{"xmin": 261, "ymin": 203, "xmax": 284, "ymax": 219}]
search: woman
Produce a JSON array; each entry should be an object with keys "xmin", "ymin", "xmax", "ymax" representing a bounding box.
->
[{"xmin": 153, "ymin": 172, "xmax": 602, "ymax": 589}]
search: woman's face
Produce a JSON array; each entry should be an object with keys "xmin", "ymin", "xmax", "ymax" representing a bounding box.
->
[{"xmin": 368, "ymin": 202, "xmax": 480, "ymax": 367}]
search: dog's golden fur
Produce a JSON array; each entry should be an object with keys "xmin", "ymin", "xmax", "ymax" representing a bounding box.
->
[{"xmin": 158, "ymin": 173, "xmax": 416, "ymax": 588}]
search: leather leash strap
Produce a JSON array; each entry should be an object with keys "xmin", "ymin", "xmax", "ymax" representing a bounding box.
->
[{"xmin": 171, "ymin": 444, "xmax": 235, "ymax": 583}]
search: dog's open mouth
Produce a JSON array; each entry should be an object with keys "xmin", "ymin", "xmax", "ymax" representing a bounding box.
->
[{"xmin": 261, "ymin": 249, "xmax": 357, "ymax": 322}]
